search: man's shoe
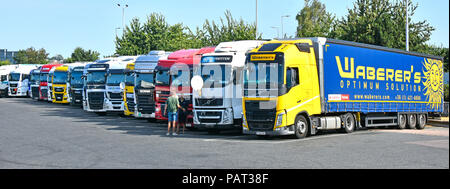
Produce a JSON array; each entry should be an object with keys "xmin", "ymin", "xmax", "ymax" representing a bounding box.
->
[
  {"xmin": 173, "ymin": 133, "xmax": 178, "ymax": 136},
  {"xmin": 166, "ymin": 133, "xmax": 170, "ymax": 136}
]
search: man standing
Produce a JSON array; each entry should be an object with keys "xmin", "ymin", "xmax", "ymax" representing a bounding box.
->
[{"xmin": 164, "ymin": 90, "xmax": 184, "ymax": 136}]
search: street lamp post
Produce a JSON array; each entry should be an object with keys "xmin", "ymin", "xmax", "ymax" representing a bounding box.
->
[
  {"xmin": 281, "ymin": 15, "xmax": 290, "ymax": 39},
  {"xmin": 255, "ymin": 0, "xmax": 258, "ymax": 39},
  {"xmin": 405, "ymin": 0, "xmax": 409, "ymax": 51},
  {"xmin": 271, "ymin": 26, "xmax": 280, "ymax": 39},
  {"xmin": 117, "ymin": 3, "xmax": 128, "ymax": 36}
]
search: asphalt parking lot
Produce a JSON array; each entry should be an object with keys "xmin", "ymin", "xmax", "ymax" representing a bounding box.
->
[{"xmin": 0, "ymin": 97, "xmax": 448, "ymax": 169}]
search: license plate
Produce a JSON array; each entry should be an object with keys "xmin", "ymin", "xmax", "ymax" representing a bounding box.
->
[
  {"xmin": 126, "ymin": 94, "xmax": 134, "ymax": 98},
  {"xmin": 256, "ymin": 132, "xmax": 266, "ymax": 136},
  {"xmin": 186, "ymin": 123, "xmax": 192, "ymax": 127}
]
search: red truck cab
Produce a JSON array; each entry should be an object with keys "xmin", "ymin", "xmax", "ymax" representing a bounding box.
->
[
  {"xmin": 154, "ymin": 47, "xmax": 215, "ymax": 127},
  {"xmin": 39, "ymin": 64, "xmax": 62, "ymax": 100}
]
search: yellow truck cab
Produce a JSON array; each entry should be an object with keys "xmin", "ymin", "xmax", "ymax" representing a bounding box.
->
[
  {"xmin": 52, "ymin": 65, "xmax": 69, "ymax": 103},
  {"xmin": 243, "ymin": 39, "xmax": 321, "ymax": 138},
  {"xmin": 243, "ymin": 38, "xmax": 444, "ymax": 139},
  {"xmin": 123, "ymin": 62, "xmax": 135, "ymax": 116}
]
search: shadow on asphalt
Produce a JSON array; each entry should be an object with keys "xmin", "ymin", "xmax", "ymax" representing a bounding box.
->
[
  {"xmin": 7, "ymin": 98, "xmax": 382, "ymax": 141},
  {"xmin": 8, "ymin": 98, "xmax": 269, "ymax": 140}
]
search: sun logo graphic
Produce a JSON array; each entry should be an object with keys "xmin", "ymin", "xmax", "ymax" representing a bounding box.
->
[{"xmin": 422, "ymin": 58, "xmax": 444, "ymax": 110}]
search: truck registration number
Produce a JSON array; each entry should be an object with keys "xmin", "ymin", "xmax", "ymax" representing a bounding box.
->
[{"xmin": 256, "ymin": 132, "xmax": 266, "ymax": 136}]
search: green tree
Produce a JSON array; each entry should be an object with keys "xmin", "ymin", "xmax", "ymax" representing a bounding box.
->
[
  {"xmin": 417, "ymin": 45, "xmax": 449, "ymax": 72},
  {"xmin": 49, "ymin": 54, "xmax": 64, "ymax": 62},
  {"xmin": 332, "ymin": 0, "xmax": 434, "ymax": 51},
  {"xmin": 66, "ymin": 47, "xmax": 100, "ymax": 63},
  {"xmin": 13, "ymin": 47, "xmax": 49, "ymax": 64},
  {"xmin": 115, "ymin": 13, "xmax": 196, "ymax": 55},
  {"xmin": 296, "ymin": 0, "xmax": 335, "ymax": 38},
  {"xmin": 445, "ymin": 84, "xmax": 449, "ymax": 102},
  {"xmin": 115, "ymin": 11, "xmax": 259, "ymax": 55},
  {"xmin": 198, "ymin": 10, "xmax": 260, "ymax": 46},
  {"xmin": 0, "ymin": 60, "xmax": 11, "ymax": 66}
]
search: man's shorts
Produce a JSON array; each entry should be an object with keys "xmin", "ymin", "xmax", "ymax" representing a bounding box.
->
[{"xmin": 168, "ymin": 112, "xmax": 178, "ymax": 122}]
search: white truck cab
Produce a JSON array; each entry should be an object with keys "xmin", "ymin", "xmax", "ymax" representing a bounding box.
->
[
  {"xmin": 0, "ymin": 65, "xmax": 18, "ymax": 97},
  {"xmin": 8, "ymin": 64, "xmax": 39, "ymax": 97},
  {"xmin": 105, "ymin": 57, "xmax": 136, "ymax": 112},
  {"xmin": 193, "ymin": 40, "xmax": 266, "ymax": 132}
]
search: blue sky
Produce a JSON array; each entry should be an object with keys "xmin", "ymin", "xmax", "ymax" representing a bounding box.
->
[{"xmin": 0, "ymin": 0, "xmax": 448, "ymax": 58}]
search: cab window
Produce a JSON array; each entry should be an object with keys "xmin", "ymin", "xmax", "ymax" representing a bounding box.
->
[{"xmin": 286, "ymin": 67, "xmax": 299, "ymax": 90}]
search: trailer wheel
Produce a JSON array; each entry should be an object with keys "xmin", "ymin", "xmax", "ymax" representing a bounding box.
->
[
  {"xmin": 294, "ymin": 115, "xmax": 308, "ymax": 139},
  {"xmin": 398, "ymin": 114, "xmax": 407, "ymax": 129},
  {"xmin": 416, "ymin": 114, "xmax": 427, "ymax": 130},
  {"xmin": 407, "ymin": 114, "xmax": 417, "ymax": 129},
  {"xmin": 342, "ymin": 113, "xmax": 355, "ymax": 133}
]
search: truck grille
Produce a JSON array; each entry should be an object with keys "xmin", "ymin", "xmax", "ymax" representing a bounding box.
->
[
  {"xmin": 196, "ymin": 98, "xmax": 223, "ymax": 106},
  {"xmin": 40, "ymin": 88, "xmax": 48, "ymax": 98},
  {"xmin": 158, "ymin": 90, "xmax": 170, "ymax": 102},
  {"xmin": 108, "ymin": 92, "xmax": 122, "ymax": 100},
  {"xmin": 136, "ymin": 93, "xmax": 155, "ymax": 114},
  {"xmin": 127, "ymin": 97, "xmax": 135, "ymax": 112},
  {"xmin": 55, "ymin": 94, "xmax": 64, "ymax": 101},
  {"xmin": 88, "ymin": 92, "xmax": 104, "ymax": 110},
  {"xmin": 197, "ymin": 111, "xmax": 222, "ymax": 123},
  {"xmin": 245, "ymin": 101, "xmax": 277, "ymax": 131},
  {"xmin": 71, "ymin": 91, "xmax": 83, "ymax": 105},
  {"xmin": 32, "ymin": 87, "xmax": 39, "ymax": 98},
  {"xmin": 54, "ymin": 87, "xmax": 64, "ymax": 92}
]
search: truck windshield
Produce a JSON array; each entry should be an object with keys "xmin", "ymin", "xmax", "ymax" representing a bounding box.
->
[
  {"xmin": 136, "ymin": 73, "xmax": 154, "ymax": 88},
  {"xmin": 200, "ymin": 65, "xmax": 228, "ymax": 88},
  {"xmin": 171, "ymin": 69, "xmax": 192, "ymax": 88},
  {"xmin": 70, "ymin": 71, "xmax": 83, "ymax": 87},
  {"xmin": 87, "ymin": 71, "xmax": 106, "ymax": 85},
  {"xmin": 155, "ymin": 70, "xmax": 169, "ymax": 86},
  {"xmin": 244, "ymin": 62, "xmax": 284, "ymax": 96},
  {"xmin": 53, "ymin": 71, "xmax": 68, "ymax": 84},
  {"xmin": 125, "ymin": 72, "xmax": 135, "ymax": 86},
  {"xmin": 30, "ymin": 73, "xmax": 40, "ymax": 82},
  {"xmin": 40, "ymin": 73, "xmax": 48, "ymax": 82},
  {"xmin": 8, "ymin": 73, "xmax": 21, "ymax": 81},
  {"xmin": 107, "ymin": 73, "xmax": 125, "ymax": 86}
]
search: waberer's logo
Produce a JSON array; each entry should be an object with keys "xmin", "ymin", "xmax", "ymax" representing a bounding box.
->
[
  {"xmin": 250, "ymin": 54, "xmax": 276, "ymax": 61},
  {"xmin": 422, "ymin": 58, "xmax": 444, "ymax": 110}
]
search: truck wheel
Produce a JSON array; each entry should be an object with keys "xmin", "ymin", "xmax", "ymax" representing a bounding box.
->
[
  {"xmin": 416, "ymin": 114, "xmax": 427, "ymax": 130},
  {"xmin": 342, "ymin": 113, "xmax": 355, "ymax": 133},
  {"xmin": 407, "ymin": 114, "xmax": 417, "ymax": 129},
  {"xmin": 398, "ymin": 114, "xmax": 407, "ymax": 129},
  {"xmin": 294, "ymin": 115, "xmax": 308, "ymax": 139}
]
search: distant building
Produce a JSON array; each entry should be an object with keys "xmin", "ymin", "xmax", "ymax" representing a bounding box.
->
[{"xmin": 0, "ymin": 49, "xmax": 19, "ymax": 64}]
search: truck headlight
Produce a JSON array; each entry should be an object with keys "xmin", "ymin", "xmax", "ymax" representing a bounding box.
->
[{"xmin": 276, "ymin": 111, "xmax": 285, "ymax": 127}]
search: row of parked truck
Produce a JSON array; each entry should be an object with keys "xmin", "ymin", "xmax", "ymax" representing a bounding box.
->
[{"xmin": 0, "ymin": 38, "xmax": 446, "ymax": 139}]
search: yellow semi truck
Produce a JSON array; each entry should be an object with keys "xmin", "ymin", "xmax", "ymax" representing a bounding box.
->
[
  {"xmin": 242, "ymin": 38, "xmax": 444, "ymax": 139},
  {"xmin": 123, "ymin": 62, "xmax": 135, "ymax": 116},
  {"xmin": 52, "ymin": 65, "xmax": 69, "ymax": 104}
]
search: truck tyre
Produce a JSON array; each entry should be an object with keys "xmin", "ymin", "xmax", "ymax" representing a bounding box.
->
[
  {"xmin": 294, "ymin": 115, "xmax": 308, "ymax": 139},
  {"xmin": 398, "ymin": 114, "xmax": 407, "ymax": 129},
  {"xmin": 407, "ymin": 114, "xmax": 417, "ymax": 129},
  {"xmin": 342, "ymin": 113, "xmax": 355, "ymax": 133},
  {"xmin": 416, "ymin": 114, "xmax": 427, "ymax": 130}
]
